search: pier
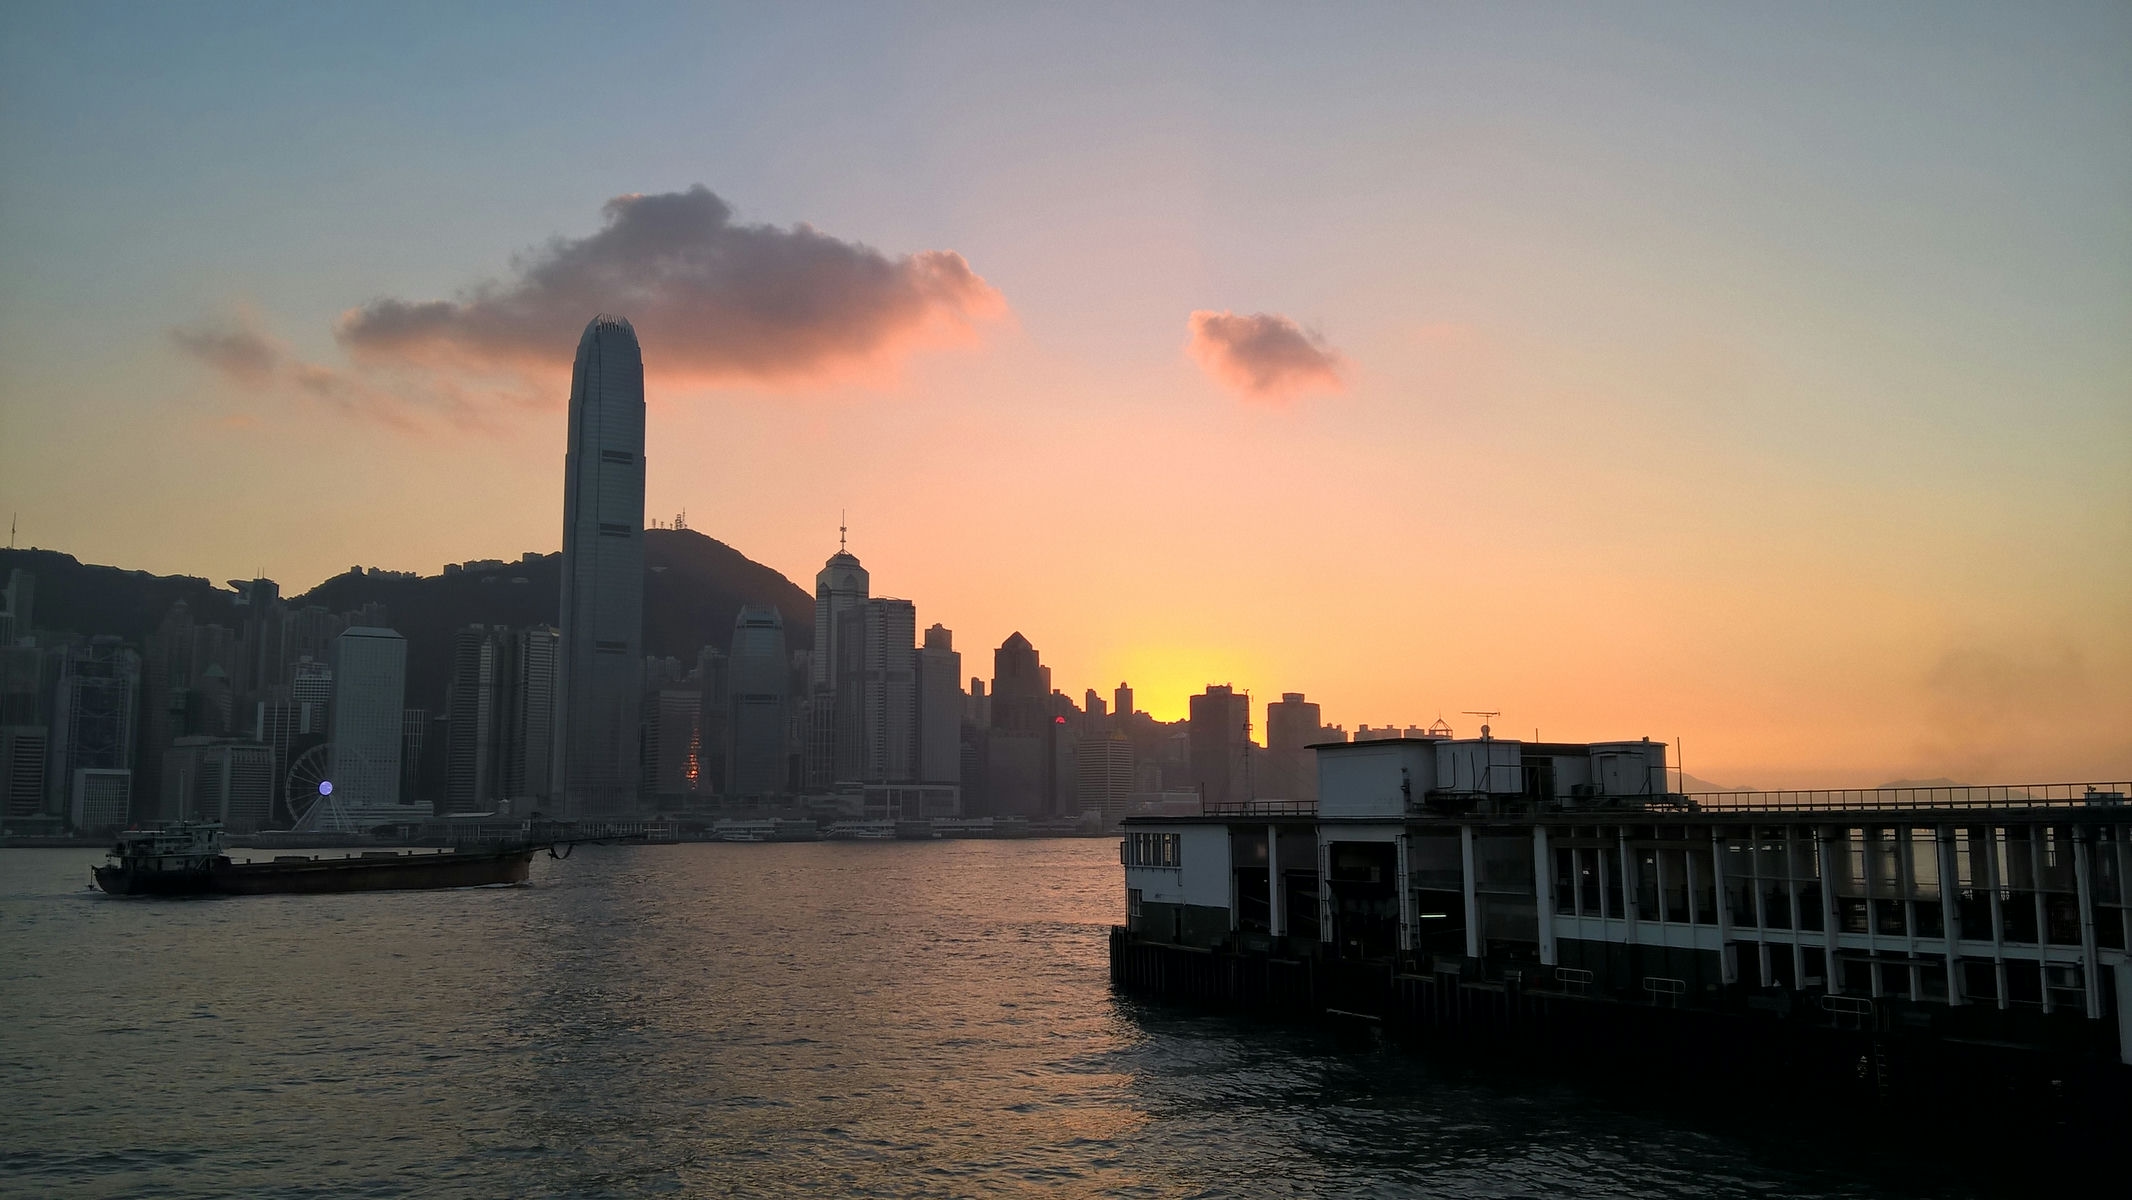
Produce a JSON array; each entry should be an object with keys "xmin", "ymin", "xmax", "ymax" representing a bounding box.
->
[{"xmin": 1112, "ymin": 735, "xmax": 2131, "ymax": 1124}]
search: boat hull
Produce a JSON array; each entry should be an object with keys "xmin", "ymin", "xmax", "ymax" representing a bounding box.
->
[{"xmin": 94, "ymin": 848, "xmax": 534, "ymax": 897}]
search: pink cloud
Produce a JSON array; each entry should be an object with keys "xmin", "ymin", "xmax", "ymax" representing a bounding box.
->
[
  {"xmin": 336, "ymin": 185, "xmax": 1007, "ymax": 387},
  {"xmin": 1186, "ymin": 309, "xmax": 1344, "ymax": 400}
]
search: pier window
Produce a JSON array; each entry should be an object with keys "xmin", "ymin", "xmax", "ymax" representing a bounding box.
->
[
  {"xmin": 1908, "ymin": 830, "xmax": 1944, "ymax": 938},
  {"xmin": 1757, "ymin": 828, "xmax": 1792, "ymax": 929},
  {"xmin": 2005, "ymin": 959, "xmax": 2043, "ymax": 1006},
  {"xmin": 1659, "ymin": 848, "xmax": 1689, "ymax": 923},
  {"xmin": 1961, "ymin": 958, "xmax": 1998, "ymax": 1004},
  {"xmin": 1553, "ymin": 848, "xmax": 1576, "ymax": 916},
  {"xmin": 2093, "ymin": 828, "xmax": 2126, "ymax": 952},
  {"xmin": 1690, "ymin": 848, "xmax": 1717, "ymax": 926},
  {"xmin": 1578, "ymin": 848, "xmax": 1603, "ymax": 915},
  {"xmin": 1723, "ymin": 838, "xmax": 1755, "ymax": 927},
  {"xmin": 1954, "ymin": 829, "xmax": 1992, "ymax": 941},
  {"xmin": 2042, "ymin": 827, "xmax": 2082, "ymax": 947},
  {"xmin": 1603, "ymin": 846, "xmax": 1624, "ymax": 918},
  {"xmin": 1634, "ymin": 848, "xmax": 1659, "ymax": 921},
  {"xmin": 1998, "ymin": 827, "xmax": 2039, "ymax": 944},
  {"xmin": 1832, "ymin": 828, "xmax": 1870, "ymax": 933},
  {"xmin": 1794, "ymin": 833, "xmax": 1825, "ymax": 933}
]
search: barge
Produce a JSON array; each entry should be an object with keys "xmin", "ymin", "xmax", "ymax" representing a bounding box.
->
[
  {"xmin": 93, "ymin": 821, "xmax": 534, "ymax": 896},
  {"xmin": 1113, "ymin": 732, "xmax": 2132, "ymax": 1121}
]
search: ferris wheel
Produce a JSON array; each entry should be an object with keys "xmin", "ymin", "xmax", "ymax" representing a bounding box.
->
[{"xmin": 285, "ymin": 742, "xmax": 372, "ymax": 833}]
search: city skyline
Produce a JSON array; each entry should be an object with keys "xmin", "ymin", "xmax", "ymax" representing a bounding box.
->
[{"xmin": 2, "ymin": 5, "xmax": 2127, "ymax": 788}]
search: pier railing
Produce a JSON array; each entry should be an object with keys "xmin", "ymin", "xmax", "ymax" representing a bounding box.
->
[
  {"xmin": 1203, "ymin": 799, "xmax": 1318, "ymax": 816},
  {"xmin": 1689, "ymin": 782, "xmax": 2130, "ymax": 813},
  {"xmin": 1199, "ymin": 783, "xmax": 2132, "ymax": 819}
]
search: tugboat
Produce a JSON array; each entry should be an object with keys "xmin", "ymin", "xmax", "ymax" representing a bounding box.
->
[{"xmin": 93, "ymin": 822, "xmax": 536, "ymax": 897}]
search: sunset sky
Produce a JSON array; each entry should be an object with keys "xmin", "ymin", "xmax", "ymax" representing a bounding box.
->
[{"xmin": 2, "ymin": 3, "xmax": 2126, "ymax": 787}]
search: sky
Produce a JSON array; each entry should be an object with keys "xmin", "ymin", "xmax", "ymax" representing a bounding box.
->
[{"xmin": 1, "ymin": 2, "xmax": 2127, "ymax": 787}]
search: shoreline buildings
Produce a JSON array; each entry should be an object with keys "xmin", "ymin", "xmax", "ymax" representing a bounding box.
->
[{"xmin": 554, "ymin": 315, "xmax": 646, "ymax": 817}]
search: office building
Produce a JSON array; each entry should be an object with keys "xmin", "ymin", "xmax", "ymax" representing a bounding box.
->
[
  {"xmin": 161, "ymin": 738, "xmax": 272, "ymax": 832},
  {"xmin": 917, "ymin": 625, "xmax": 961, "ymax": 785},
  {"xmin": 48, "ymin": 637, "xmax": 140, "ymax": 823},
  {"xmin": 727, "ymin": 606, "xmax": 789, "ymax": 798},
  {"xmin": 555, "ymin": 314, "xmax": 646, "ymax": 816},
  {"xmin": 837, "ymin": 598, "xmax": 917, "ymax": 783},
  {"xmin": 329, "ymin": 626, "xmax": 407, "ymax": 814}
]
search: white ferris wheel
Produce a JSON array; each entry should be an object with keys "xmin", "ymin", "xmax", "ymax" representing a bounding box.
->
[{"xmin": 285, "ymin": 742, "xmax": 378, "ymax": 833}]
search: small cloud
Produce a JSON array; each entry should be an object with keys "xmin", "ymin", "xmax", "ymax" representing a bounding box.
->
[
  {"xmin": 1186, "ymin": 309, "xmax": 1344, "ymax": 401},
  {"xmin": 169, "ymin": 315, "xmax": 284, "ymax": 387},
  {"xmin": 336, "ymin": 185, "xmax": 1007, "ymax": 388}
]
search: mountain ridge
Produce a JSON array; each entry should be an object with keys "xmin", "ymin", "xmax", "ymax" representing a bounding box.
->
[{"xmin": 0, "ymin": 529, "xmax": 814, "ymax": 715}]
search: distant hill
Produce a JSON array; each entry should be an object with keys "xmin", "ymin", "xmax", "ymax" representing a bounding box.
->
[
  {"xmin": 1876, "ymin": 777, "xmax": 1964, "ymax": 790},
  {"xmin": 0, "ymin": 528, "xmax": 813, "ymax": 714},
  {"xmin": 1680, "ymin": 773, "xmax": 1753, "ymax": 793}
]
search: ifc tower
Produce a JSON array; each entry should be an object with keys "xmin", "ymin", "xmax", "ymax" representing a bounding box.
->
[{"xmin": 554, "ymin": 314, "xmax": 646, "ymax": 815}]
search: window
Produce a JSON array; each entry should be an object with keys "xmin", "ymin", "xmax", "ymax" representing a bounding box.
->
[
  {"xmin": 1126, "ymin": 832, "xmax": 1182, "ymax": 868},
  {"xmin": 600, "ymin": 449, "xmax": 634, "ymax": 464},
  {"xmin": 595, "ymin": 640, "xmax": 628, "ymax": 654},
  {"xmin": 598, "ymin": 522, "xmax": 631, "ymax": 537}
]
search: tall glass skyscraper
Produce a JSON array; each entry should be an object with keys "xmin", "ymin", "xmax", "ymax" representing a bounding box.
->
[{"xmin": 555, "ymin": 315, "xmax": 645, "ymax": 816}]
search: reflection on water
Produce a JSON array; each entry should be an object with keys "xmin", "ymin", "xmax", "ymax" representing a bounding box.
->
[{"xmin": 2, "ymin": 841, "xmax": 1968, "ymax": 1198}]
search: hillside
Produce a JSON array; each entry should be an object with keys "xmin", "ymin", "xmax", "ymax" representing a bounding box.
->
[{"xmin": 1, "ymin": 529, "xmax": 814, "ymax": 714}]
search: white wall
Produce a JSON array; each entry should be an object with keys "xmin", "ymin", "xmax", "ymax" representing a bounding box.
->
[
  {"xmin": 1319, "ymin": 742, "xmax": 1434, "ymax": 817},
  {"xmin": 1124, "ymin": 823, "xmax": 1233, "ymax": 910}
]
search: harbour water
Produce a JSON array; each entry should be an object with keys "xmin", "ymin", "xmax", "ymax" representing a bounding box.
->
[{"xmin": 2, "ymin": 840, "xmax": 1985, "ymax": 1198}]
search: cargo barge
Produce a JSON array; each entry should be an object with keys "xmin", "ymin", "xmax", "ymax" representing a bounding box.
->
[
  {"xmin": 1113, "ymin": 732, "xmax": 2132, "ymax": 1124},
  {"xmin": 93, "ymin": 822, "xmax": 533, "ymax": 896}
]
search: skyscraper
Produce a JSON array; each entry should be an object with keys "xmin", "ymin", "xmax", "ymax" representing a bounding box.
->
[
  {"xmin": 806, "ymin": 530, "xmax": 870, "ymax": 788},
  {"xmin": 916, "ymin": 624, "xmax": 961, "ymax": 785},
  {"xmin": 837, "ymin": 598, "xmax": 916, "ymax": 782},
  {"xmin": 328, "ymin": 626, "xmax": 406, "ymax": 814},
  {"xmin": 555, "ymin": 314, "xmax": 646, "ymax": 816},
  {"xmin": 1264, "ymin": 692, "xmax": 1325, "ymax": 804},
  {"xmin": 727, "ymin": 606, "xmax": 789, "ymax": 798},
  {"xmin": 810, "ymin": 529, "xmax": 870, "ymax": 691},
  {"xmin": 48, "ymin": 637, "xmax": 139, "ymax": 824},
  {"xmin": 1188, "ymin": 684, "xmax": 1252, "ymax": 808},
  {"xmin": 985, "ymin": 633, "xmax": 1053, "ymax": 816}
]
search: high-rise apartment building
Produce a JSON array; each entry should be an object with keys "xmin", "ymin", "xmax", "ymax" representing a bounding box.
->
[
  {"xmin": 329, "ymin": 626, "xmax": 406, "ymax": 814},
  {"xmin": 555, "ymin": 314, "xmax": 646, "ymax": 816},
  {"xmin": 1264, "ymin": 692, "xmax": 1325, "ymax": 804},
  {"xmin": 916, "ymin": 624, "xmax": 961, "ymax": 785},
  {"xmin": 1188, "ymin": 684, "xmax": 1252, "ymax": 808},
  {"xmin": 727, "ymin": 606, "xmax": 789, "ymax": 798}
]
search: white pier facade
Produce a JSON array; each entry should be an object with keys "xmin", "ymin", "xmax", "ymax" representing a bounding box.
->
[{"xmin": 1122, "ymin": 735, "xmax": 2132, "ymax": 1066}]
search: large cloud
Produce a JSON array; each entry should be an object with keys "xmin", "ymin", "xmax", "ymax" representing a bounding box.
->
[
  {"xmin": 1186, "ymin": 309, "xmax": 1344, "ymax": 400},
  {"xmin": 336, "ymin": 185, "xmax": 1005, "ymax": 384}
]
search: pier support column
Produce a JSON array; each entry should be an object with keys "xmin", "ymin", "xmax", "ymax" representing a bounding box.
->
[
  {"xmin": 1317, "ymin": 834, "xmax": 1334, "ymax": 946},
  {"xmin": 1396, "ymin": 833, "xmax": 1416, "ymax": 955},
  {"xmin": 1534, "ymin": 826, "xmax": 1557, "ymax": 967},
  {"xmin": 1937, "ymin": 828, "xmax": 1963, "ymax": 1005},
  {"xmin": 1461, "ymin": 824, "xmax": 1481, "ymax": 961},
  {"xmin": 2073, "ymin": 827, "xmax": 2102, "ymax": 1020},
  {"xmin": 1267, "ymin": 824, "xmax": 1284, "ymax": 940},
  {"xmin": 1710, "ymin": 829, "xmax": 1734, "ymax": 984},
  {"xmin": 1818, "ymin": 828, "xmax": 1842, "ymax": 995}
]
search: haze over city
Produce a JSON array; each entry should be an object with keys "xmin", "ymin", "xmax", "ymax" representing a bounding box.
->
[{"xmin": 3, "ymin": 3, "xmax": 2127, "ymax": 789}]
